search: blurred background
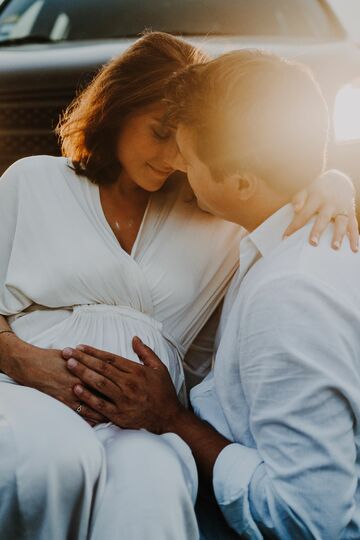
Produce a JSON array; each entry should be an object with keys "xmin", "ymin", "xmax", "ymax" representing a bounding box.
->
[{"xmin": 0, "ymin": 0, "xmax": 359, "ymax": 196}]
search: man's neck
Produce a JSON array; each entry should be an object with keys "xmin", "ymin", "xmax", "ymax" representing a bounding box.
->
[{"xmin": 238, "ymin": 198, "xmax": 291, "ymax": 232}]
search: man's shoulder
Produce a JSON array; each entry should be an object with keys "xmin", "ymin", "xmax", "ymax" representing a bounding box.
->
[{"xmin": 243, "ymin": 223, "xmax": 360, "ymax": 309}]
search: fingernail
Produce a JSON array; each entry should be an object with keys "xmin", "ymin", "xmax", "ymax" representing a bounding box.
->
[
  {"xmin": 74, "ymin": 384, "xmax": 83, "ymax": 394},
  {"xmin": 62, "ymin": 347, "xmax": 74, "ymax": 357},
  {"xmin": 333, "ymin": 241, "xmax": 340, "ymax": 250},
  {"xmin": 77, "ymin": 345, "xmax": 85, "ymax": 351},
  {"xmin": 311, "ymin": 236, "xmax": 318, "ymax": 246},
  {"xmin": 283, "ymin": 234, "xmax": 289, "ymax": 240},
  {"xmin": 67, "ymin": 358, "xmax": 78, "ymax": 368},
  {"xmin": 133, "ymin": 336, "xmax": 143, "ymax": 344}
]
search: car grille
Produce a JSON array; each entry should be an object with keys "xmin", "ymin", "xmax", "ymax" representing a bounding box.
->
[{"xmin": 0, "ymin": 89, "xmax": 75, "ymax": 175}]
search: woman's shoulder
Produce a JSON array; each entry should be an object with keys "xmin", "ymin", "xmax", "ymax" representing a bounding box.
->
[
  {"xmin": 1, "ymin": 155, "xmax": 69, "ymax": 180},
  {"xmin": 0, "ymin": 155, "xmax": 79, "ymax": 194}
]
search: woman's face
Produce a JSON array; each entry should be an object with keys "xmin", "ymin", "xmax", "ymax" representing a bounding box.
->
[{"xmin": 116, "ymin": 102, "xmax": 179, "ymax": 192}]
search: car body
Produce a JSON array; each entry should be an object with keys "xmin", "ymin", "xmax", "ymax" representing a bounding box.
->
[
  {"xmin": 0, "ymin": 0, "xmax": 360, "ymax": 185},
  {"xmin": 326, "ymin": 0, "xmax": 360, "ymax": 43}
]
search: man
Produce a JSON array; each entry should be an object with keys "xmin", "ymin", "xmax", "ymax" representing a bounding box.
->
[{"xmin": 64, "ymin": 50, "xmax": 360, "ymax": 538}]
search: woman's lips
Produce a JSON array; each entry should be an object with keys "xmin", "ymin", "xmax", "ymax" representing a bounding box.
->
[{"xmin": 147, "ymin": 163, "xmax": 173, "ymax": 176}]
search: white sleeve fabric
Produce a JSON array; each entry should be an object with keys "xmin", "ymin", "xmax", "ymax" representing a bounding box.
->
[{"xmin": 0, "ymin": 160, "xmax": 32, "ymax": 316}]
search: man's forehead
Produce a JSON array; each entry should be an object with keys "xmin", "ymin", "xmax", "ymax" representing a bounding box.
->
[{"xmin": 176, "ymin": 125, "xmax": 195, "ymax": 153}]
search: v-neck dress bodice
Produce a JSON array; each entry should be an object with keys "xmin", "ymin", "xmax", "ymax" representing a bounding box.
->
[{"xmin": 0, "ymin": 156, "xmax": 242, "ymax": 392}]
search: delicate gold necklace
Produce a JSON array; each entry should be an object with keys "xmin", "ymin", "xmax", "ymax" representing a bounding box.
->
[{"xmin": 114, "ymin": 219, "xmax": 135, "ymax": 231}]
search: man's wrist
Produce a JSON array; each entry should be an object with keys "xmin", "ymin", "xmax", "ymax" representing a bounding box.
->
[
  {"xmin": 162, "ymin": 402, "xmax": 191, "ymax": 434},
  {"xmin": 162, "ymin": 401, "xmax": 232, "ymax": 482}
]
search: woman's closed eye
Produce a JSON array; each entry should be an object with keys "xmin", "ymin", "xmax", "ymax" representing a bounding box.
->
[{"xmin": 152, "ymin": 124, "xmax": 172, "ymax": 141}]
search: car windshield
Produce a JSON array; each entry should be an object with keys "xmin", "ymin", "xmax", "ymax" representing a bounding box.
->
[{"xmin": 0, "ymin": 0, "xmax": 343, "ymax": 43}]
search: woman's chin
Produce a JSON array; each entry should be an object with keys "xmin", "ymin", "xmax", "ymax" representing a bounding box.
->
[{"xmin": 196, "ymin": 199, "xmax": 212, "ymax": 214}]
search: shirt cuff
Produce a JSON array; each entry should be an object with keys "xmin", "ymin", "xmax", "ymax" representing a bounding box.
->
[{"xmin": 213, "ymin": 443, "xmax": 263, "ymax": 537}]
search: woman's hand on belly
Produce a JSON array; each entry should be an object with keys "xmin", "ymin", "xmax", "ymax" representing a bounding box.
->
[{"xmin": 0, "ymin": 334, "xmax": 107, "ymax": 426}]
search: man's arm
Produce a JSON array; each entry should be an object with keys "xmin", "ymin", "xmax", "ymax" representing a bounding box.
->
[{"xmin": 210, "ymin": 275, "xmax": 358, "ymax": 539}]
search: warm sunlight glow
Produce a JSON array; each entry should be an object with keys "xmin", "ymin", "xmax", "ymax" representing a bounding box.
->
[{"xmin": 334, "ymin": 81, "xmax": 360, "ymax": 143}]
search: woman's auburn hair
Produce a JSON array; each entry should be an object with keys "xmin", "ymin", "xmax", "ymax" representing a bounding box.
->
[{"xmin": 56, "ymin": 31, "xmax": 209, "ymax": 185}]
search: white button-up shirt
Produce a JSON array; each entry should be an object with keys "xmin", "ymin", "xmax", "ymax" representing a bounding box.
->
[{"xmin": 191, "ymin": 204, "xmax": 360, "ymax": 539}]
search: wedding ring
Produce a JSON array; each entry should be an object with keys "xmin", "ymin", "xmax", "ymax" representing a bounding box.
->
[{"xmin": 76, "ymin": 404, "xmax": 83, "ymax": 414}]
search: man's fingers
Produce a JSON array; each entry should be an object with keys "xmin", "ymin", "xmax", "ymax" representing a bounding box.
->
[
  {"xmin": 64, "ymin": 344, "xmax": 134, "ymax": 374},
  {"xmin": 65, "ymin": 352, "xmax": 121, "ymax": 400},
  {"xmin": 132, "ymin": 336, "xmax": 163, "ymax": 369}
]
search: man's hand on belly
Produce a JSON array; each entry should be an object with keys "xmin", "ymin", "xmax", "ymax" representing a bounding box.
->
[
  {"xmin": 63, "ymin": 338, "xmax": 232, "ymax": 484},
  {"xmin": 63, "ymin": 338, "xmax": 181, "ymax": 434}
]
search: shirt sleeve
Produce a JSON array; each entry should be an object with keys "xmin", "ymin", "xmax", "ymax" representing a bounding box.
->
[
  {"xmin": 213, "ymin": 275, "xmax": 358, "ymax": 539},
  {"xmin": 0, "ymin": 160, "xmax": 32, "ymax": 316}
]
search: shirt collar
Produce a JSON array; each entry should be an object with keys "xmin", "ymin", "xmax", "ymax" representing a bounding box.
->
[{"xmin": 245, "ymin": 203, "xmax": 295, "ymax": 258}]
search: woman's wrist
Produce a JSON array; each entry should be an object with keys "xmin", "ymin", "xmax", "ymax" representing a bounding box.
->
[{"xmin": 0, "ymin": 332, "xmax": 38, "ymax": 383}]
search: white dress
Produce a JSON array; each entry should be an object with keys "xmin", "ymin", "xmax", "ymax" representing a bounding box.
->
[
  {"xmin": 0, "ymin": 155, "xmax": 242, "ymax": 391},
  {"xmin": 0, "ymin": 155, "xmax": 244, "ymax": 540}
]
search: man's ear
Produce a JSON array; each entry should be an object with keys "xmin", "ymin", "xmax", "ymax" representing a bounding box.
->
[{"xmin": 228, "ymin": 172, "xmax": 259, "ymax": 201}]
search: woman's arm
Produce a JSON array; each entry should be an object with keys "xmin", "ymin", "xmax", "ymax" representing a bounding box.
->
[
  {"xmin": 285, "ymin": 169, "xmax": 359, "ymax": 251},
  {"xmin": 0, "ymin": 315, "xmax": 106, "ymax": 425},
  {"xmin": 0, "ymin": 162, "xmax": 105, "ymax": 425}
]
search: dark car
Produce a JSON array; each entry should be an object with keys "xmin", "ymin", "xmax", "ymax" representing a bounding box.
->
[{"xmin": 1, "ymin": 0, "xmax": 360, "ymax": 185}]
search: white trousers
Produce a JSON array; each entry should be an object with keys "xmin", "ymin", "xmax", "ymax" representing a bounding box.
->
[{"xmin": 0, "ymin": 374, "xmax": 199, "ymax": 540}]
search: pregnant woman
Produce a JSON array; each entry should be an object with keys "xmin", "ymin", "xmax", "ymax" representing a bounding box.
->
[{"xmin": 0, "ymin": 32, "xmax": 357, "ymax": 540}]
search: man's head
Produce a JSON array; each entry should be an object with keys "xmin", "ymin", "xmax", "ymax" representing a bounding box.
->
[{"xmin": 166, "ymin": 50, "xmax": 329, "ymax": 229}]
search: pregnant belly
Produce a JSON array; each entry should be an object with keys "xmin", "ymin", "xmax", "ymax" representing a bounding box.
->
[{"xmin": 11, "ymin": 304, "xmax": 184, "ymax": 392}]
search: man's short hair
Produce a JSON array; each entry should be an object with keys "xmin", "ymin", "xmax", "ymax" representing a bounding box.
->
[{"xmin": 166, "ymin": 49, "xmax": 329, "ymax": 194}]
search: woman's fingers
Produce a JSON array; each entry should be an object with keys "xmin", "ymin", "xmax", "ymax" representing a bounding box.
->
[
  {"xmin": 72, "ymin": 401, "xmax": 107, "ymax": 424},
  {"xmin": 286, "ymin": 170, "xmax": 357, "ymax": 247},
  {"xmin": 291, "ymin": 188, "xmax": 307, "ymax": 213},
  {"xmin": 284, "ymin": 194, "xmax": 321, "ymax": 238},
  {"xmin": 73, "ymin": 384, "xmax": 117, "ymax": 420},
  {"xmin": 331, "ymin": 215, "xmax": 350, "ymax": 250},
  {"xmin": 347, "ymin": 213, "xmax": 360, "ymax": 253},
  {"xmin": 308, "ymin": 207, "xmax": 335, "ymax": 246}
]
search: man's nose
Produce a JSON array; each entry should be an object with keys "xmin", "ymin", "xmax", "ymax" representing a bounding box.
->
[
  {"xmin": 165, "ymin": 145, "xmax": 187, "ymax": 173},
  {"xmin": 171, "ymin": 151, "xmax": 187, "ymax": 173}
]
